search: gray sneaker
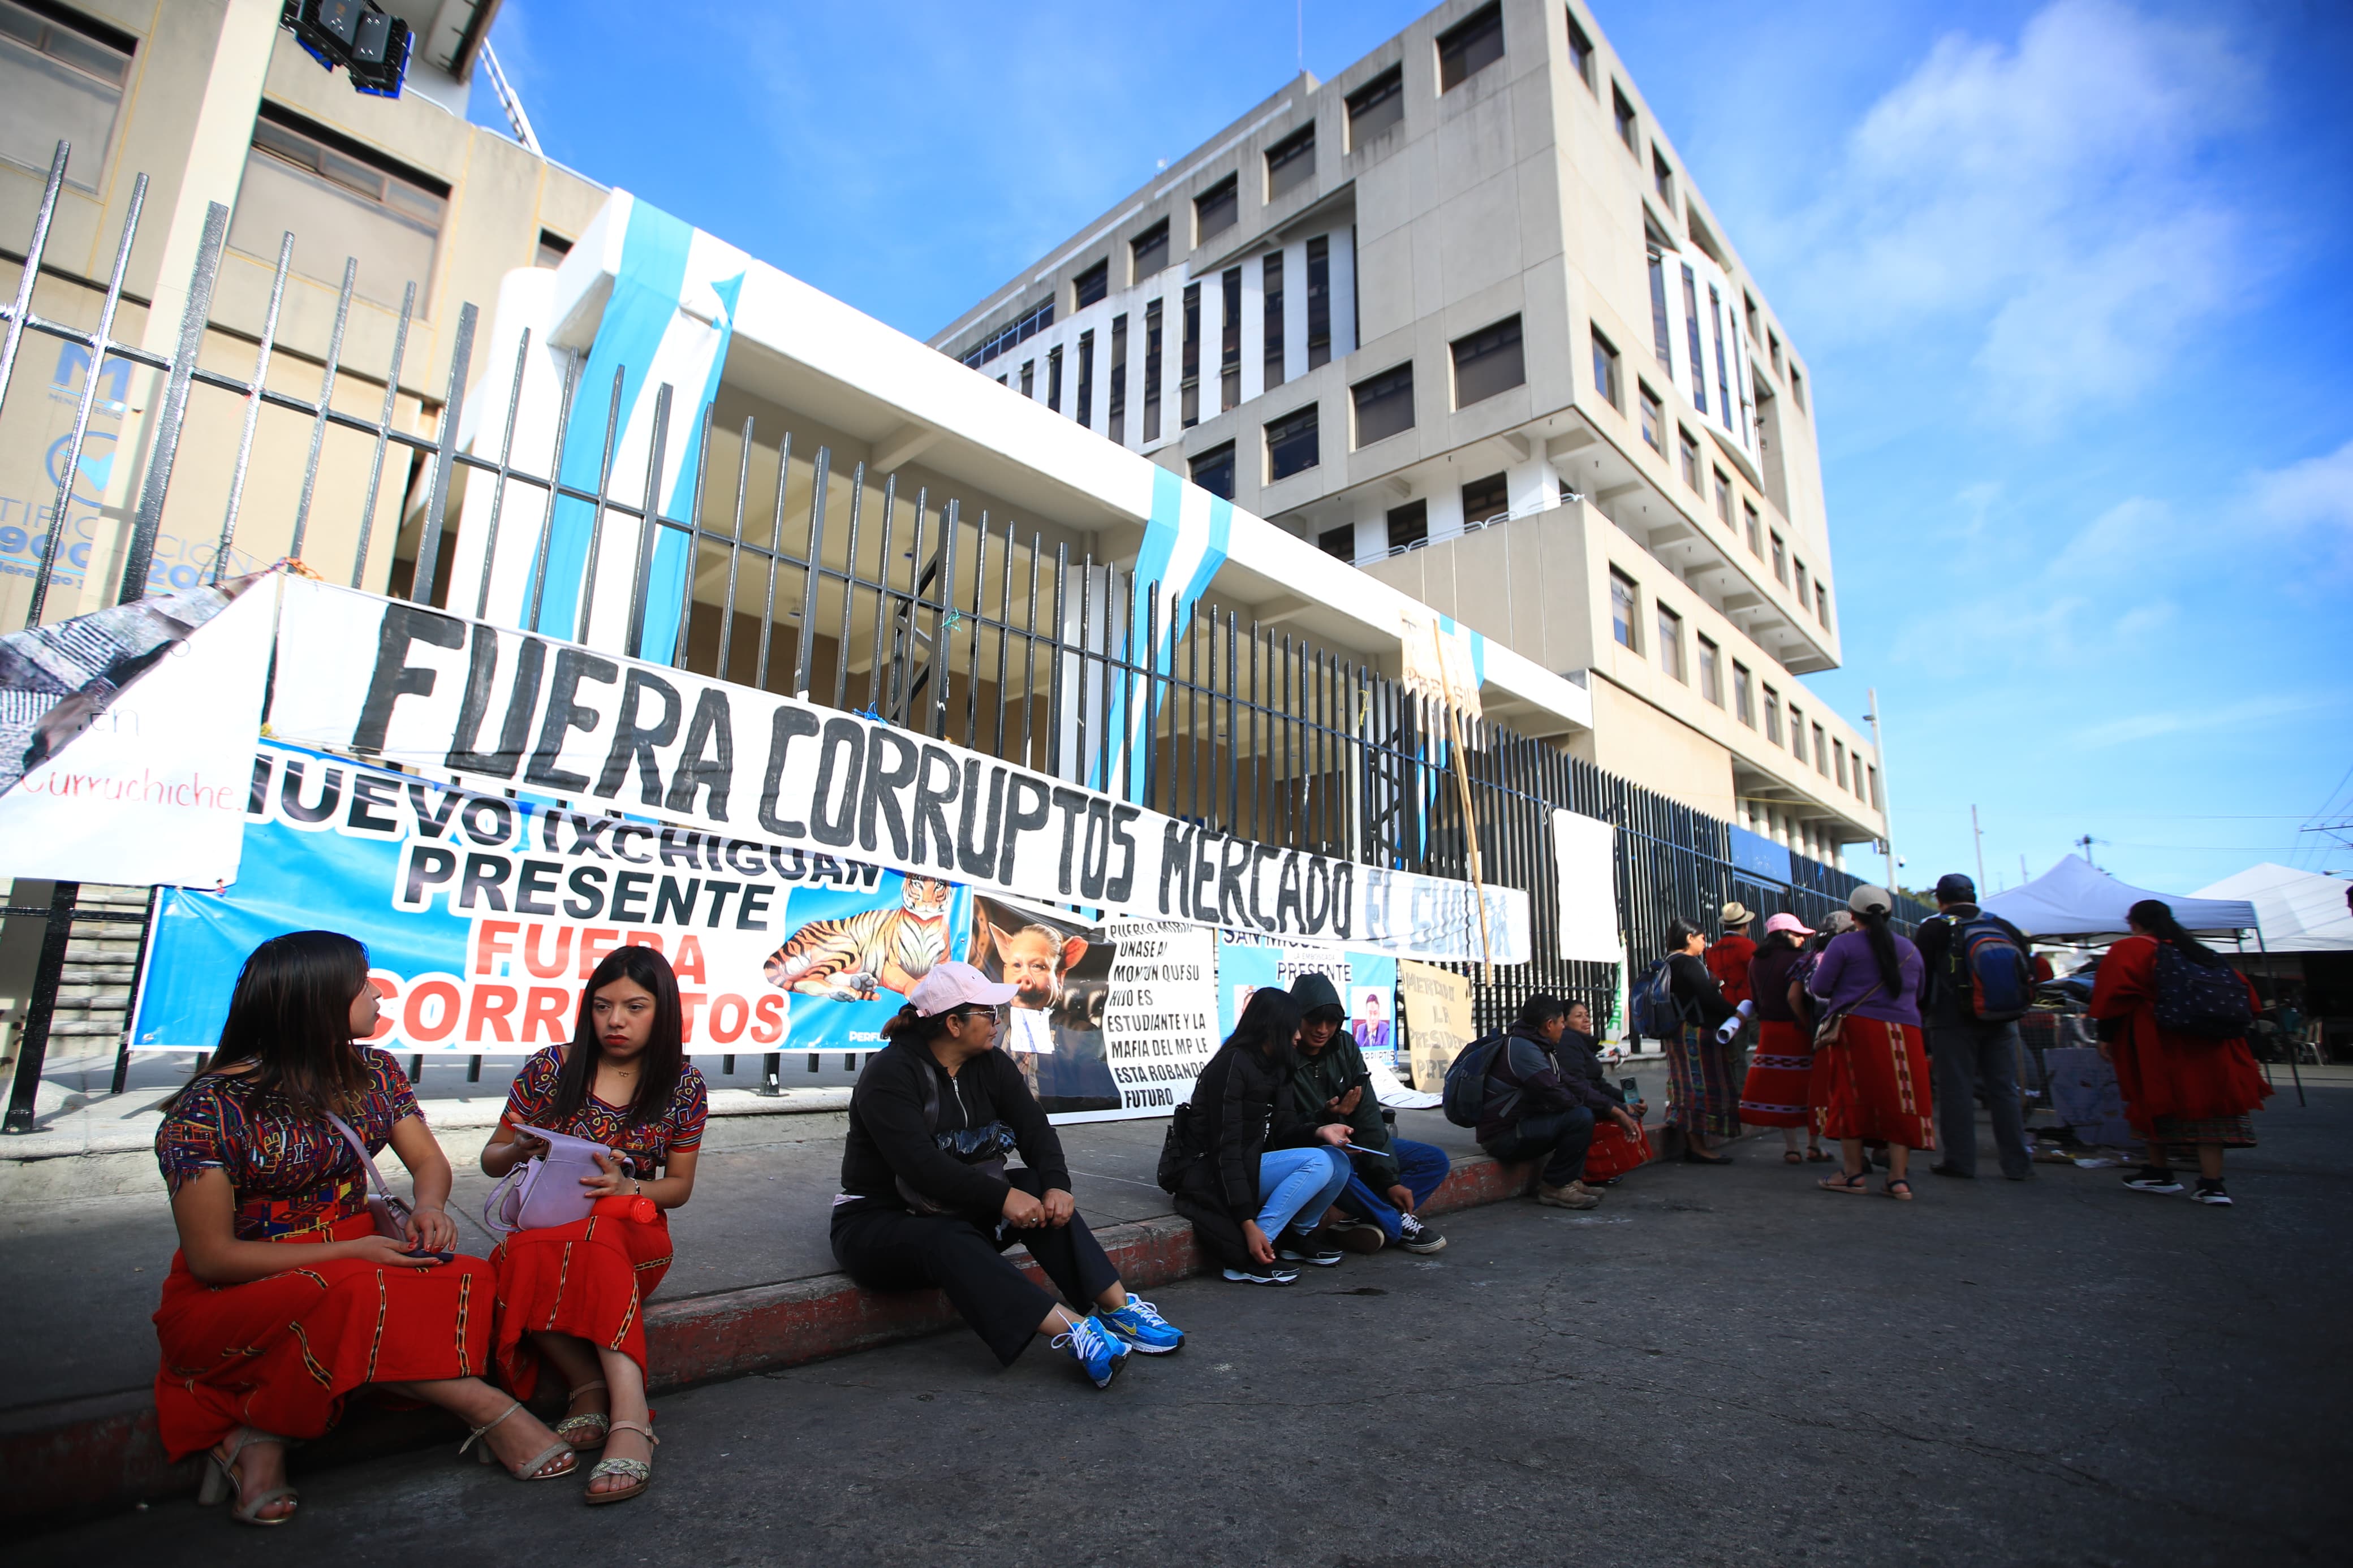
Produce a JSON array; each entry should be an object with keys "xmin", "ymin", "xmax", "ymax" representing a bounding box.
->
[{"xmin": 1534, "ymin": 1181, "xmax": 1601, "ymax": 1210}]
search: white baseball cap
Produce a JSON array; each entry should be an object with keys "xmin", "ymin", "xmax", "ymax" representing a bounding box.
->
[{"xmin": 907, "ymin": 960, "xmax": 1018, "ymax": 1016}]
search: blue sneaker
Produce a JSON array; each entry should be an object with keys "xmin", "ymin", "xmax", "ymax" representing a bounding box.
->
[
  {"xmin": 1096, "ymin": 1297, "xmax": 1185, "ymax": 1355},
  {"xmin": 1053, "ymin": 1314, "xmax": 1130, "ymax": 1388}
]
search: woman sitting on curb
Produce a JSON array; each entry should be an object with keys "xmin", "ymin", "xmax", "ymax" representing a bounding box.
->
[
  {"xmin": 832, "ymin": 962, "xmax": 1184, "ymax": 1388},
  {"xmin": 480, "ymin": 945, "xmax": 706, "ymax": 1505},
  {"xmin": 153, "ymin": 932, "xmax": 575, "ymax": 1527}
]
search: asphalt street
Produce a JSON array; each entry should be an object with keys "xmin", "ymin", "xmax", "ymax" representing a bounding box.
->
[{"xmin": 27, "ymin": 1084, "xmax": 2347, "ymax": 1567}]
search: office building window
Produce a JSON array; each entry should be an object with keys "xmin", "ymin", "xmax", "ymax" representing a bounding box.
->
[
  {"xmin": 1220, "ymin": 266, "xmax": 1242, "ymax": 411},
  {"xmin": 1652, "ymin": 149, "xmax": 1674, "ymax": 206},
  {"xmin": 1743, "ymin": 500, "xmax": 1761, "ymax": 556},
  {"xmin": 536, "ymin": 229, "xmax": 572, "ymax": 269},
  {"xmin": 1107, "ymin": 313, "xmax": 1128, "ymax": 444},
  {"xmin": 1436, "ymin": 2, "xmax": 1504, "ymax": 92},
  {"xmin": 1046, "ymin": 345, "xmax": 1063, "ymax": 412},
  {"xmin": 1566, "ymin": 9, "xmax": 1595, "ymax": 90},
  {"xmin": 1180, "ymin": 282, "xmax": 1201, "ymax": 427},
  {"xmin": 1387, "ymin": 499, "xmax": 1428, "ymax": 553},
  {"xmin": 1697, "ymin": 634, "xmax": 1721, "ymax": 705},
  {"xmin": 1816, "ymin": 583, "xmax": 1831, "ymax": 627},
  {"xmin": 959, "ymin": 299, "xmax": 1053, "ymax": 369},
  {"xmin": 1678, "ymin": 428, "xmax": 1700, "ymax": 490},
  {"xmin": 1657, "ymin": 604, "xmax": 1685, "ymax": 681},
  {"xmin": 1266, "ymin": 403, "xmax": 1320, "ymax": 481},
  {"xmin": 1789, "ymin": 707, "xmax": 1807, "ymax": 763},
  {"xmin": 1812, "ymin": 723, "xmax": 1828, "ymax": 774},
  {"xmin": 1867, "ymin": 764, "xmax": 1881, "ymax": 810},
  {"xmin": 1714, "ymin": 470, "xmax": 1733, "ymax": 529},
  {"xmin": 1262, "ymin": 251, "xmax": 1285, "ymax": 388},
  {"xmin": 1733, "ymin": 661, "xmax": 1755, "ymax": 726},
  {"xmin": 1763, "ymin": 686, "xmax": 1782, "ymax": 744},
  {"xmin": 1647, "ymin": 249, "xmax": 1672, "ymax": 370},
  {"xmin": 1143, "ymin": 298, "xmax": 1164, "ymax": 442},
  {"xmin": 1191, "ymin": 442, "xmax": 1236, "ymax": 500},
  {"xmin": 1020, "ymin": 358, "xmax": 1036, "ymax": 399},
  {"xmin": 1833, "ymin": 739, "xmax": 1847, "ymax": 791},
  {"xmin": 1709, "ymin": 283, "xmax": 1733, "ymax": 433},
  {"xmin": 1612, "ymin": 84, "xmax": 1637, "ymax": 152},
  {"xmin": 1794, "ymin": 558, "xmax": 1810, "ymax": 609},
  {"xmin": 1591, "ymin": 327, "xmax": 1621, "ymax": 408},
  {"xmin": 1768, "ymin": 328, "xmax": 1782, "ymax": 373},
  {"xmin": 1610, "ymin": 569, "xmax": 1639, "ymax": 650},
  {"xmin": 1770, "ymin": 531, "xmax": 1787, "ymax": 584},
  {"xmin": 1352, "ymin": 362, "xmax": 1415, "ymax": 447},
  {"xmin": 1, "ymin": 0, "xmax": 132, "ymax": 191},
  {"xmin": 1462, "ymin": 472, "xmax": 1509, "ymax": 529},
  {"xmin": 1076, "ymin": 329, "xmax": 1095, "ymax": 429},
  {"xmin": 1318, "ymin": 523, "xmax": 1355, "ymax": 562},
  {"xmin": 1131, "ymin": 219, "xmax": 1169, "ymax": 283},
  {"xmin": 1073, "ymin": 260, "xmax": 1108, "ymax": 309},
  {"xmin": 1744, "ymin": 291, "xmax": 1761, "ymax": 342},
  {"xmin": 1266, "ymin": 123, "xmax": 1315, "ymax": 200},
  {"xmin": 1305, "ymin": 235, "xmax": 1331, "ymax": 369},
  {"xmin": 1346, "ymin": 64, "xmax": 1404, "ymax": 147},
  {"xmin": 1682, "ymin": 264, "xmax": 1708, "ymax": 414},
  {"xmin": 1790, "ymin": 362, "xmax": 1806, "ymax": 410},
  {"xmin": 1452, "ymin": 314, "xmax": 1525, "ymax": 407},
  {"xmin": 1195, "ymin": 174, "xmax": 1238, "ymax": 244},
  {"xmin": 232, "ymin": 105, "xmax": 449, "ymax": 310},
  {"xmin": 1638, "ymin": 383, "xmax": 1663, "ymax": 451}
]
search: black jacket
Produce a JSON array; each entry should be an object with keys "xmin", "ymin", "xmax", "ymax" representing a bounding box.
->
[
  {"xmin": 1284, "ymin": 973, "xmax": 1398, "ymax": 1187},
  {"xmin": 1173, "ymin": 1039, "xmax": 1321, "ymax": 1216},
  {"xmin": 1915, "ymin": 904, "xmax": 2032, "ymax": 1026},
  {"xmin": 1555, "ymin": 1027, "xmax": 1629, "ymax": 1107},
  {"xmin": 1477, "ymin": 1025, "xmax": 1618, "ymax": 1143},
  {"xmin": 837, "ymin": 1041, "xmax": 1071, "ymax": 1220},
  {"xmin": 1669, "ymin": 953, "xmax": 1735, "ymax": 1028}
]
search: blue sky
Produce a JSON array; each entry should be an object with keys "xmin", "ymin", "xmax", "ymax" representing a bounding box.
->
[{"xmin": 472, "ymin": 0, "xmax": 2353, "ymax": 899}]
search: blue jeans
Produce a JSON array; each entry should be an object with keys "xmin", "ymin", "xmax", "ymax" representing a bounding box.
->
[
  {"xmin": 1335, "ymin": 1138, "xmax": 1451, "ymax": 1239},
  {"xmin": 1483, "ymin": 1108, "xmax": 1596, "ymax": 1187},
  {"xmin": 1256, "ymin": 1146, "xmax": 1352, "ymax": 1237}
]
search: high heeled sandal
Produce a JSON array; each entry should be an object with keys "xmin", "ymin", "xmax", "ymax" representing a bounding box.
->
[
  {"xmin": 460, "ymin": 1398, "xmax": 577, "ymax": 1480},
  {"xmin": 553, "ymin": 1379, "xmax": 610, "ymax": 1449},
  {"xmin": 583, "ymin": 1419, "xmax": 658, "ymax": 1506},
  {"xmin": 196, "ymin": 1429, "xmax": 300, "ymax": 1525}
]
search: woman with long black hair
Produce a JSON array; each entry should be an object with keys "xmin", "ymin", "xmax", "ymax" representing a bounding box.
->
[
  {"xmin": 1662, "ymin": 917, "xmax": 1740, "ymax": 1162},
  {"xmin": 1808, "ymin": 887, "xmax": 1933, "ymax": 1199},
  {"xmin": 2091, "ymin": 899, "xmax": 2269, "ymax": 1204},
  {"xmin": 481, "ymin": 944, "xmax": 706, "ymax": 1504},
  {"xmin": 153, "ymin": 932, "xmax": 576, "ymax": 1527}
]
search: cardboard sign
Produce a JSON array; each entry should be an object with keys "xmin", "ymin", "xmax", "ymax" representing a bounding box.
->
[{"xmin": 1399, "ymin": 959, "xmax": 1475, "ymax": 1094}]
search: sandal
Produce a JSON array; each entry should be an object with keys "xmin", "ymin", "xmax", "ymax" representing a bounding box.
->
[
  {"xmin": 197, "ymin": 1429, "xmax": 299, "ymax": 1525},
  {"xmin": 1782, "ymin": 1150, "xmax": 1805, "ymax": 1165},
  {"xmin": 554, "ymin": 1379, "xmax": 610, "ymax": 1449},
  {"xmin": 460, "ymin": 1398, "xmax": 578, "ymax": 1481},
  {"xmin": 584, "ymin": 1419, "xmax": 658, "ymax": 1505},
  {"xmin": 1805, "ymin": 1146, "xmax": 1832, "ymax": 1163},
  {"xmin": 1817, "ymin": 1170, "xmax": 1871, "ymax": 1194},
  {"xmin": 1884, "ymin": 1178, "xmax": 1914, "ymax": 1201}
]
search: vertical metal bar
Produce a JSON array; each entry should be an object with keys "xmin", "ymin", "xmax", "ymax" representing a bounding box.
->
[
  {"xmin": 624, "ymin": 382, "xmax": 675, "ymax": 658},
  {"xmin": 351, "ymin": 278, "xmax": 420, "ymax": 591},
  {"xmin": 120, "ymin": 202, "xmax": 230, "ymax": 603},
  {"xmin": 1115, "ymin": 569, "xmax": 1137, "ymax": 798},
  {"xmin": 407, "ymin": 301, "xmax": 478, "ymax": 605},
  {"xmin": 106, "ymin": 886, "xmax": 161, "ymax": 1097},
  {"xmin": 672, "ymin": 400, "xmax": 714, "ymax": 671},
  {"xmin": 888, "ymin": 488, "xmax": 928, "ymax": 722},
  {"xmin": 523, "ymin": 347, "xmax": 579, "ymax": 625},
  {"xmin": 1048, "ymin": 544, "xmax": 1067, "ymax": 779},
  {"xmin": 574, "ymin": 366, "xmax": 627, "ymax": 642},
  {"xmin": 992, "ymin": 514, "xmax": 1014, "ymax": 759},
  {"xmin": 718, "ymin": 417, "xmax": 753, "ymax": 680},
  {"xmin": 792, "ymin": 447, "xmax": 830, "ymax": 696},
  {"xmin": 1224, "ymin": 611, "xmax": 1240, "ymax": 833},
  {"xmin": 1019, "ymin": 533, "xmax": 1040, "ymax": 769},
  {"xmin": 288, "ymin": 254, "xmax": 357, "ymax": 559},
  {"xmin": 1249, "ymin": 622, "xmax": 1264, "ymax": 841},
  {"xmin": 962, "ymin": 511, "xmax": 987, "ymax": 747},
  {"xmin": 929, "ymin": 499, "xmax": 959, "ymax": 738},
  {"xmin": 864, "ymin": 473, "xmax": 897, "ymax": 712},
  {"xmin": 209, "ymin": 231, "xmax": 296, "ymax": 586},
  {"xmin": 1073, "ymin": 552, "xmax": 1092, "ymax": 782},
  {"xmin": 470, "ymin": 327, "xmax": 533, "ymax": 619},
  {"xmin": 1143, "ymin": 585, "xmax": 1160, "ymax": 813},
  {"xmin": 1, "ymin": 882, "xmax": 78, "ymax": 1134},
  {"xmin": 833, "ymin": 461, "xmax": 865, "ymax": 711},
  {"xmin": 0, "ymin": 140, "xmax": 70, "ymax": 433},
  {"xmin": 27, "ymin": 172, "xmax": 145, "ymax": 624},
  {"xmin": 1185, "ymin": 604, "xmax": 1200, "ymax": 824},
  {"xmin": 754, "ymin": 433, "xmax": 791, "ymax": 691}
]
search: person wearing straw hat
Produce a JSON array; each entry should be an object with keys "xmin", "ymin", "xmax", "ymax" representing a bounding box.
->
[
  {"xmin": 1706, "ymin": 901, "xmax": 1759, "ymax": 1029},
  {"xmin": 1808, "ymin": 885, "xmax": 1934, "ymax": 1199}
]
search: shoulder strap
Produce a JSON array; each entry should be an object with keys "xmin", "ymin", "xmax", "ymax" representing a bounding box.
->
[{"xmin": 322, "ymin": 1110, "xmax": 397, "ymax": 1202}]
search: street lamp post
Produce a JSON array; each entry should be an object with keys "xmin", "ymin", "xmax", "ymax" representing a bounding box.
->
[{"xmin": 1866, "ymin": 687, "xmax": 1896, "ymax": 894}]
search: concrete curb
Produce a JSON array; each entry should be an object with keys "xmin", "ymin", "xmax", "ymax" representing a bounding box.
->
[{"xmin": 6, "ymin": 1147, "xmax": 1577, "ymax": 1527}]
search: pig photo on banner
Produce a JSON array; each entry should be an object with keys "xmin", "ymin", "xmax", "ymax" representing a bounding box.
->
[{"xmin": 968, "ymin": 895, "xmax": 1121, "ymax": 1116}]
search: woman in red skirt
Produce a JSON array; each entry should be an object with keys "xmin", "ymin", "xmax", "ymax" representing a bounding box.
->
[
  {"xmin": 1807, "ymin": 887, "xmax": 1935, "ymax": 1199},
  {"xmin": 2091, "ymin": 899, "xmax": 2269, "ymax": 1206},
  {"xmin": 481, "ymin": 945, "xmax": 705, "ymax": 1505},
  {"xmin": 1739, "ymin": 913, "xmax": 1829, "ymax": 1163},
  {"xmin": 154, "ymin": 932, "xmax": 576, "ymax": 1526}
]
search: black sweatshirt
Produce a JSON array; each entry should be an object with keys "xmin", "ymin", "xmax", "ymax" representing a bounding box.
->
[
  {"xmin": 1176, "ymin": 1040, "xmax": 1321, "ymax": 1216},
  {"xmin": 837, "ymin": 1042, "xmax": 1071, "ymax": 1221},
  {"xmin": 1668, "ymin": 953, "xmax": 1736, "ymax": 1028}
]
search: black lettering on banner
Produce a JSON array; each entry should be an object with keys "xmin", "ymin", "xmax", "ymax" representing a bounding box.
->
[
  {"xmin": 701, "ymin": 881, "xmax": 741, "ymax": 926},
  {"xmin": 1304, "ymin": 854, "xmax": 1330, "ymax": 934},
  {"xmin": 488, "ymin": 637, "xmax": 547, "ymax": 775},
  {"xmin": 280, "ymin": 759, "xmax": 342, "ymax": 824},
  {"xmin": 354, "ymin": 604, "xmax": 462, "ymax": 754},
  {"xmin": 1217, "ymin": 833, "xmax": 1251, "ymax": 927},
  {"xmin": 459, "ymin": 796, "xmax": 512, "ymax": 848},
  {"xmin": 526, "ymin": 648, "xmax": 618, "ymax": 792},
  {"xmin": 1048, "ymin": 787, "xmax": 1089, "ymax": 894},
  {"xmin": 769, "ymin": 845, "xmax": 805, "ymax": 882},
  {"xmin": 658, "ymin": 827, "xmax": 700, "ymax": 869},
  {"xmin": 1079, "ymin": 798, "xmax": 1110, "ymax": 901},
  {"xmin": 457, "ymin": 853, "xmax": 512, "ymax": 911},
  {"xmin": 1274, "ymin": 851, "xmax": 1304, "ymax": 932},
  {"xmin": 611, "ymin": 869, "xmax": 654, "ymax": 922},
  {"xmin": 1331, "ymin": 860, "xmax": 1355, "ymax": 936},
  {"xmin": 446, "ymin": 624, "xmax": 525, "ymax": 777},
  {"xmin": 667, "ymin": 688, "xmax": 734, "ymax": 819},
  {"xmin": 611, "ymin": 824, "xmax": 653, "ymax": 864},
  {"xmin": 736, "ymin": 884, "xmax": 774, "ymax": 930},
  {"xmin": 956, "ymin": 761, "xmax": 1005, "ymax": 880},
  {"xmin": 247, "ymin": 753, "xmax": 273, "ymax": 816},
  {"xmin": 1248, "ymin": 843, "xmax": 1278, "ymax": 931},
  {"xmin": 1106, "ymin": 805, "xmax": 1140, "ymax": 901},
  {"xmin": 405, "ymin": 779, "xmax": 463, "ymax": 840},
  {"xmin": 653, "ymin": 876, "xmax": 699, "ymax": 925},
  {"xmin": 515, "ymin": 858, "xmax": 562, "ymax": 916},
  {"xmin": 1158, "ymin": 820, "xmax": 1193, "ymax": 918},
  {"xmin": 345, "ymin": 772, "xmax": 400, "ymax": 833},
  {"xmin": 403, "ymin": 844, "xmax": 456, "ymax": 906},
  {"xmin": 810, "ymin": 717, "xmax": 865, "ymax": 848},
  {"xmin": 998, "ymin": 775, "xmax": 1051, "ymax": 885},
  {"xmin": 1194, "ymin": 829, "xmax": 1218, "ymax": 919},
  {"xmin": 858, "ymin": 728, "xmax": 918, "ymax": 862},
  {"xmin": 725, "ymin": 838, "xmax": 766, "ymax": 878},
  {"xmin": 596, "ymin": 669, "xmax": 682, "ymax": 804},
  {"xmin": 757, "ymin": 705, "xmax": 820, "ymax": 839},
  {"xmin": 909, "ymin": 745, "xmax": 960, "ymax": 870},
  {"xmin": 563, "ymin": 812, "xmax": 614, "ymax": 859},
  {"xmin": 563, "ymin": 865, "xmax": 608, "ymax": 919}
]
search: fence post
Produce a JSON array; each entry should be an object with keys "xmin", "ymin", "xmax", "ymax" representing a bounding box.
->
[
  {"xmin": 119, "ymin": 202, "xmax": 229, "ymax": 604},
  {"xmin": 407, "ymin": 301, "xmax": 477, "ymax": 605},
  {"xmin": 107, "ymin": 885, "xmax": 161, "ymax": 1095},
  {"xmin": 2, "ymin": 883, "xmax": 79, "ymax": 1135}
]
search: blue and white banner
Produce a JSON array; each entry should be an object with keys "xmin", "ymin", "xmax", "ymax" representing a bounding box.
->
[{"xmin": 1215, "ymin": 937, "xmax": 1400, "ymax": 1072}]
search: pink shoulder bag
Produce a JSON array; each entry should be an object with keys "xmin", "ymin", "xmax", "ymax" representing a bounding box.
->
[{"xmin": 481, "ymin": 1125, "xmax": 635, "ymax": 1236}]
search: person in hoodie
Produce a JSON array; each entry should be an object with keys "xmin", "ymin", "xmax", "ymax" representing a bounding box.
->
[
  {"xmin": 1286, "ymin": 974, "xmax": 1450, "ymax": 1256},
  {"xmin": 1478, "ymin": 994, "xmax": 1646, "ymax": 1210}
]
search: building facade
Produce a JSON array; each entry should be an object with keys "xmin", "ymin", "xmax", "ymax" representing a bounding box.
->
[{"xmin": 931, "ymin": 0, "xmax": 1880, "ymax": 865}]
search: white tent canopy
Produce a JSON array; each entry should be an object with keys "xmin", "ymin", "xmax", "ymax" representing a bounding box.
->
[
  {"xmin": 1981, "ymin": 855, "xmax": 2257, "ymax": 942},
  {"xmin": 2193, "ymin": 863, "xmax": 2353, "ymax": 953}
]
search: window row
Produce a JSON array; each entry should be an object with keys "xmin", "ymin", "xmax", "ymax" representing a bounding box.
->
[{"xmin": 1313, "ymin": 466, "xmax": 1517, "ymax": 564}]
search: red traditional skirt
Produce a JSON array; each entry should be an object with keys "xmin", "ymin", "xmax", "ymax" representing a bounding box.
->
[
  {"xmin": 1738, "ymin": 1018, "xmax": 1815, "ymax": 1128},
  {"xmin": 1583, "ymin": 1118, "xmax": 1654, "ymax": 1182},
  {"xmin": 2115, "ymin": 1035, "xmax": 2272, "ymax": 1143},
  {"xmin": 151, "ymin": 1212, "xmax": 493, "ymax": 1462},
  {"xmin": 490, "ymin": 1209, "xmax": 673, "ymax": 1399},
  {"xmin": 1811, "ymin": 1016, "xmax": 1936, "ymax": 1151}
]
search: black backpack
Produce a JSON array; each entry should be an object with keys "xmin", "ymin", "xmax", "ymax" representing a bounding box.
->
[
  {"xmin": 1441, "ymin": 1032, "xmax": 1514, "ymax": 1128},
  {"xmin": 1155, "ymin": 1102, "xmax": 1200, "ymax": 1193},
  {"xmin": 1626, "ymin": 956, "xmax": 1689, "ymax": 1042},
  {"xmin": 2150, "ymin": 942, "xmax": 2253, "ymax": 1039}
]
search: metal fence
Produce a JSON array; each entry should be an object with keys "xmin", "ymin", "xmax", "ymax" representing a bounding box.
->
[{"xmin": 1, "ymin": 140, "xmax": 1916, "ymax": 1130}]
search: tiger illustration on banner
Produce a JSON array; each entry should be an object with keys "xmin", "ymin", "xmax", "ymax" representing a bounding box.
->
[{"xmin": 762, "ymin": 875, "xmax": 959, "ymax": 1001}]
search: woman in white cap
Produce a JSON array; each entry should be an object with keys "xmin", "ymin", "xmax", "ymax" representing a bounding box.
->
[
  {"xmin": 831, "ymin": 961, "xmax": 1185, "ymax": 1388},
  {"xmin": 1808, "ymin": 886, "xmax": 1933, "ymax": 1199},
  {"xmin": 1739, "ymin": 913, "xmax": 1829, "ymax": 1164}
]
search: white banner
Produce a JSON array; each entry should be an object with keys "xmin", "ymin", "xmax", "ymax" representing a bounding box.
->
[
  {"xmin": 266, "ymin": 578, "xmax": 1529, "ymax": 964},
  {"xmin": 1552, "ymin": 809, "xmax": 1624, "ymax": 962}
]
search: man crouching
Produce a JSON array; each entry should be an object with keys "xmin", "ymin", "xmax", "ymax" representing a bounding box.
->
[{"xmin": 1286, "ymin": 974, "xmax": 1449, "ymax": 1256}]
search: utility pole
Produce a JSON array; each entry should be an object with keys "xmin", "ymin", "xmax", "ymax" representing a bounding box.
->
[
  {"xmin": 1865, "ymin": 687, "xmax": 1896, "ymax": 892},
  {"xmin": 2019, "ymin": 853, "xmax": 2029, "ymax": 885},
  {"xmin": 1971, "ymin": 805, "xmax": 1987, "ymax": 892},
  {"xmin": 2076, "ymin": 833, "xmax": 2098, "ymax": 870}
]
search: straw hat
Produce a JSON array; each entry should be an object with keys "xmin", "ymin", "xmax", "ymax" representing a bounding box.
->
[{"xmin": 1718, "ymin": 900, "xmax": 1753, "ymax": 927}]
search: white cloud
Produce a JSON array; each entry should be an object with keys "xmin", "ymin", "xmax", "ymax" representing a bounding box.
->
[{"xmin": 2244, "ymin": 438, "xmax": 2353, "ymax": 573}]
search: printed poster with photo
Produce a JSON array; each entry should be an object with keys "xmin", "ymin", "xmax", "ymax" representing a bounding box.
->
[{"xmin": 1215, "ymin": 938, "xmax": 1401, "ymax": 1070}]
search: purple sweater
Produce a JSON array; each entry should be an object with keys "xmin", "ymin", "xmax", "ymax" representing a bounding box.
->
[{"xmin": 1807, "ymin": 930, "xmax": 1924, "ymax": 1027}]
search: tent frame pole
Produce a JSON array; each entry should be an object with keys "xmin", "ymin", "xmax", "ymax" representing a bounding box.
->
[{"xmin": 2251, "ymin": 923, "xmax": 2304, "ymax": 1107}]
